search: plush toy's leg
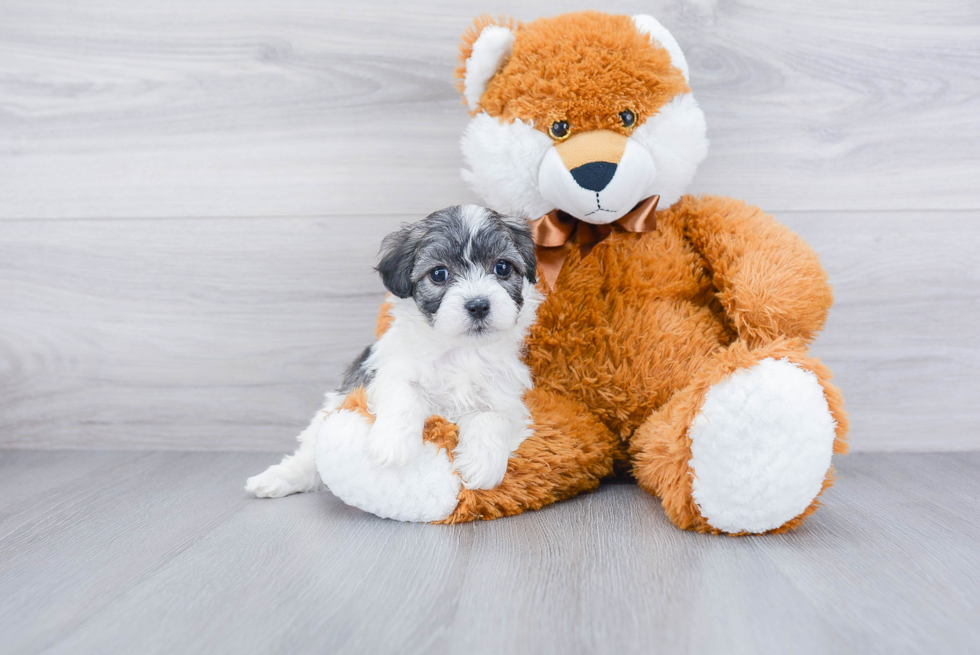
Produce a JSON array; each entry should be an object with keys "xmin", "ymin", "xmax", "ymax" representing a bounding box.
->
[
  {"xmin": 629, "ymin": 338, "xmax": 848, "ymax": 535},
  {"xmin": 437, "ymin": 387, "xmax": 623, "ymax": 523}
]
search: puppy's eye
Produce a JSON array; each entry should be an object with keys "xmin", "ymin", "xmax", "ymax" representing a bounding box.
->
[
  {"xmin": 493, "ymin": 260, "xmax": 512, "ymax": 278},
  {"xmin": 549, "ymin": 120, "xmax": 570, "ymax": 140},
  {"xmin": 619, "ymin": 109, "xmax": 636, "ymax": 129},
  {"xmin": 429, "ymin": 267, "xmax": 449, "ymax": 284}
]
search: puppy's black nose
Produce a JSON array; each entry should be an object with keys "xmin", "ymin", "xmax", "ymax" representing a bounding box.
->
[
  {"xmin": 465, "ymin": 298, "xmax": 491, "ymax": 320},
  {"xmin": 569, "ymin": 161, "xmax": 617, "ymax": 192}
]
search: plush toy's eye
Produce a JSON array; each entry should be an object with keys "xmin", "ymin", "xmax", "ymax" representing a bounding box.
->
[
  {"xmin": 549, "ymin": 120, "xmax": 570, "ymax": 140},
  {"xmin": 619, "ymin": 109, "xmax": 637, "ymax": 129},
  {"xmin": 429, "ymin": 267, "xmax": 449, "ymax": 284},
  {"xmin": 493, "ymin": 260, "xmax": 512, "ymax": 278}
]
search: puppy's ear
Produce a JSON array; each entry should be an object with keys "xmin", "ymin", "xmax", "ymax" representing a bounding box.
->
[
  {"xmin": 455, "ymin": 15, "xmax": 517, "ymax": 112},
  {"xmin": 376, "ymin": 224, "xmax": 418, "ymax": 298},
  {"xmin": 502, "ymin": 215, "xmax": 537, "ymax": 284}
]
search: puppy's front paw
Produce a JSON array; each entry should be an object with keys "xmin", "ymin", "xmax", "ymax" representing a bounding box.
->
[
  {"xmin": 366, "ymin": 418, "xmax": 422, "ymax": 467},
  {"xmin": 452, "ymin": 443, "xmax": 510, "ymax": 490}
]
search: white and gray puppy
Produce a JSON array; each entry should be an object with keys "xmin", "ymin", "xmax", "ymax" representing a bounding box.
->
[{"xmin": 246, "ymin": 204, "xmax": 541, "ymax": 497}]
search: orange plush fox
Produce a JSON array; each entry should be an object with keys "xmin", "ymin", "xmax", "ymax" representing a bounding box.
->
[{"xmin": 255, "ymin": 11, "xmax": 848, "ymax": 535}]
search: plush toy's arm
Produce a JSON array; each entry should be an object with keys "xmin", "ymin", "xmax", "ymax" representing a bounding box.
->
[{"xmin": 671, "ymin": 195, "xmax": 833, "ymax": 346}]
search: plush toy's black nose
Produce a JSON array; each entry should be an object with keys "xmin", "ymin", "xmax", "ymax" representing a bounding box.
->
[
  {"xmin": 569, "ymin": 161, "xmax": 618, "ymax": 192},
  {"xmin": 465, "ymin": 298, "xmax": 491, "ymax": 320}
]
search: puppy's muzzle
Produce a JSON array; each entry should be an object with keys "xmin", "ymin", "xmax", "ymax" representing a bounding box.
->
[{"xmin": 465, "ymin": 297, "xmax": 491, "ymax": 320}]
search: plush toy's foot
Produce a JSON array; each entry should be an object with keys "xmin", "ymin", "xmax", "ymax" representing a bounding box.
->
[
  {"xmin": 631, "ymin": 339, "xmax": 848, "ymax": 535},
  {"xmin": 315, "ymin": 406, "xmax": 462, "ymax": 523},
  {"xmin": 688, "ymin": 357, "xmax": 837, "ymax": 533}
]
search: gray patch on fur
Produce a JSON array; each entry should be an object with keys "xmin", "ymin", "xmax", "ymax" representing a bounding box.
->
[
  {"xmin": 339, "ymin": 345, "xmax": 375, "ymax": 393},
  {"xmin": 469, "ymin": 212, "xmax": 534, "ymax": 307}
]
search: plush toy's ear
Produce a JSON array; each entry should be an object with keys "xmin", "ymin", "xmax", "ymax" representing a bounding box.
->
[
  {"xmin": 632, "ymin": 15, "xmax": 690, "ymax": 82},
  {"xmin": 455, "ymin": 15, "xmax": 517, "ymax": 112},
  {"xmin": 376, "ymin": 223, "xmax": 419, "ymax": 299}
]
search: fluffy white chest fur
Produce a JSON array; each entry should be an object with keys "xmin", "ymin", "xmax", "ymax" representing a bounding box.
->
[{"xmin": 363, "ymin": 294, "xmax": 535, "ymax": 490}]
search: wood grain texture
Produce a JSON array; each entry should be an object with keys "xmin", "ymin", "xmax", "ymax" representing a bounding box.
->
[
  {"xmin": 0, "ymin": 451, "xmax": 977, "ymax": 654},
  {"xmin": 785, "ymin": 211, "xmax": 980, "ymax": 451},
  {"xmin": 0, "ymin": 215, "xmax": 402, "ymax": 450},
  {"xmin": 1, "ymin": 0, "xmax": 978, "ymax": 451},
  {"xmin": 1, "ymin": 0, "xmax": 978, "ymax": 219},
  {"xmin": 2, "ymin": 210, "xmax": 978, "ymax": 451}
]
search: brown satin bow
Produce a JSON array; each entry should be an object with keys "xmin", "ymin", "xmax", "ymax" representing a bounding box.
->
[{"xmin": 529, "ymin": 195, "xmax": 660, "ymax": 290}]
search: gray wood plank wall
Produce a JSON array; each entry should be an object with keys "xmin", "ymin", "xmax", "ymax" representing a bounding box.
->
[{"xmin": 2, "ymin": 0, "xmax": 978, "ymax": 451}]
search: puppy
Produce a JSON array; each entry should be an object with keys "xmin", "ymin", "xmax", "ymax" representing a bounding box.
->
[{"xmin": 246, "ymin": 205, "xmax": 541, "ymax": 497}]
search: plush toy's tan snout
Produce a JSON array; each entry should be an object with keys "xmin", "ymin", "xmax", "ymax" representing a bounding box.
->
[{"xmin": 555, "ymin": 130, "xmax": 628, "ymax": 192}]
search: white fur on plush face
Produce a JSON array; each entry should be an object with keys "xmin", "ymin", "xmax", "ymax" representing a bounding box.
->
[
  {"xmin": 688, "ymin": 358, "xmax": 838, "ymax": 534},
  {"xmin": 460, "ymin": 114, "xmax": 555, "ymax": 219},
  {"xmin": 628, "ymin": 93, "xmax": 709, "ymax": 209},
  {"xmin": 463, "ymin": 25, "xmax": 515, "ymax": 112},
  {"xmin": 538, "ymin": 137, "xmax": 657, "ymax": 224},
  {"xmin": 461, "ymin": 95, "xmax": 707, "ymax": 221},
  {"xmin": 459, "ymin": 15, "xmax": 708, "ymax": 222}
]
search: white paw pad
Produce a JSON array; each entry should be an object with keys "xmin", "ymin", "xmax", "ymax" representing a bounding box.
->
[{"xmin": 688, "ymin": 357, "xmax": 837, "ymax": 533}]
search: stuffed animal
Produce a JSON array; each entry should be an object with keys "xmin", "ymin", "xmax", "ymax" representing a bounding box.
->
[{"xmin": 263, "ymin": 10, "xmax": 848, "ymax": 535}]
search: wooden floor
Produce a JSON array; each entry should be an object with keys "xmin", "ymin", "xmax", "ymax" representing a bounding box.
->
[{"xmin": 1, "ymin": 451, "xmax": 977, "ymax": 655}]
